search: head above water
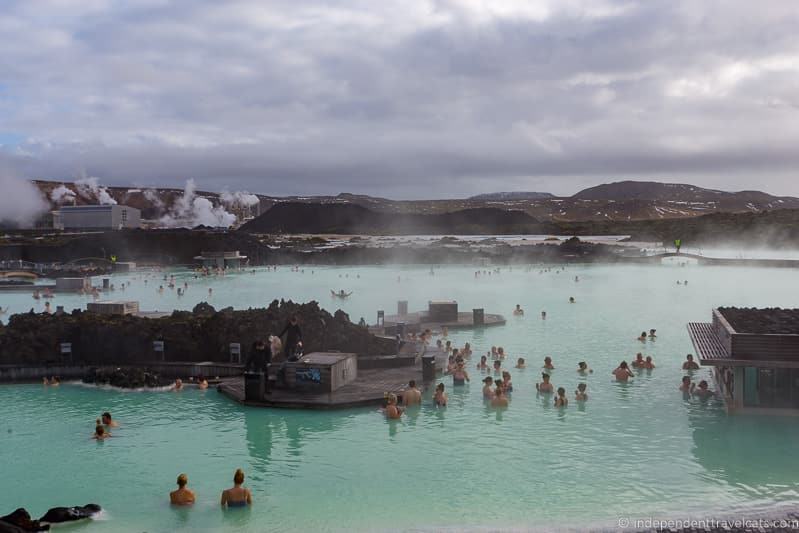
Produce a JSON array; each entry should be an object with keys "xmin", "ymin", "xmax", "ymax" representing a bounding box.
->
[
  {"xmin": 577, "ymin": 383, "xmax": 587, "ymax": 392},
  {"xmin": 682, "ymin": 376, "xmax": 691, "ymax": 384},
  {"xmin": 436, "ymin": 383, "xmax": 445, "ymax": 392},
  {"xmin": 387, "ymin": 393, "xmax": 397, "ymax": 404},
  {"xmin": 234, "ymin": 468, "xmax": 245, "ymax": 485},
  {"xmin": 483, "ymin": 376, "xmax": 494, "ymax": 384},
  {"xmin": 177, "ymin": 473, "xmax": 188, "ymax": 487},
  {"xmin": 542, "ymin": 373, "xmax": 550, "ymax": 381},
  {"xmin": 686, "ymin": 354, "xmax": 694, "ymax": 361},
  {"xmin": 620, "ymin": 361, "xmax": 629, "ymax": 369},
  {"xmin": 578, "ymin": 361, "xmax": 587, "ymax": 369},
  {"xmin": 101, "ymin": 412, "xmax": 112, "ymax": 424},
  {"xmin": 408, "ymin": 380, "xmax": 416, "ymax": 388},
  {"xmin": 557, "ymin": 387, "xmax": 566, "ymax": 396}
]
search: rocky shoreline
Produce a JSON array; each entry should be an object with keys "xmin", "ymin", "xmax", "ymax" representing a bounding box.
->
[{"xmin": 0, "ymin": 300, "xmax": 395, "ymax": 366}]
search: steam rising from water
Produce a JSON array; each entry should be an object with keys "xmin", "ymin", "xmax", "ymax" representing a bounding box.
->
[
  {"xmin": 0, "ymin": 172, "xmax": 48, "ymax": 227},
  {"xmin": 220, "ymin": 189, "xmax": 259, "ymax": 207},
  {"xmin": 159, "ymin": 178, "xmax": 236, "ymax": 228}
]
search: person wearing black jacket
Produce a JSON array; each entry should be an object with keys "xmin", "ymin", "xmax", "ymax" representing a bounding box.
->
[
  {"xmin": 246, "ymin": 339, "xmax": 272, "ymax": 393},
  {"xmin": 279, "ymin": 315, "xmax": 302, "ymax": 361}
]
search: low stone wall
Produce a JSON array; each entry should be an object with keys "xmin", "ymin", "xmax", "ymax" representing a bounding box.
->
[{"xmin": 0, "ymin": 361, "xmax": 244, "ymax": 383}]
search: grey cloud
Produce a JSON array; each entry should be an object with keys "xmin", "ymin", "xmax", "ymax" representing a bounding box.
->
[{"xmin": 1, "ymin": 0, "xmax": 799, "ymax": 199}]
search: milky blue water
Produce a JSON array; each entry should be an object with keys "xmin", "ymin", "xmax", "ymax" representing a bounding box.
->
[{"xmin": 2, "ymin": 263, "xmax": 799, "ymax": 532}]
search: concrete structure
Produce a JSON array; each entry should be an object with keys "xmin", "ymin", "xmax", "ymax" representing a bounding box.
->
[
  {"xmin": 282, "ymin": 353, "xmax": 358, "ymax": 393},
  {"xmin": 688, "ymin": 307, "xmax": 799, "ymax": 415},
  {"xmin": 113, "ymin": 262, "xmax": 137, "ymax": 273},
  {"xmin": 55, "ymin": 277, "xmax": 91, "ymax": 292},
  {"xmin": 194, "ymin": 251, "xmax": 247, "ymax": 270},
  {"xmin": 428, "ymin": 300, "xmax": 458, "ymax": 322},
  {"xmin": 87, "ymin": 300, "xmax": 140, "ymax": 315},
  {"xmin": 58, "ymin": 205, "xmax": 141, "ymax": 230}
]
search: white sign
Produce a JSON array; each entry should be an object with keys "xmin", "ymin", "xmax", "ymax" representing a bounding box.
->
[
  {"xmin": 60, "ymin": 343, "xmax": 72, "ymax": 354},
  {"xmin": 153, "ymin": 341, "xmax": 165, "ymax": 352}
]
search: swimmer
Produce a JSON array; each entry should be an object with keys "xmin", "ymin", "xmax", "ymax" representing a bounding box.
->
[
  {"xmin": 170, "ymin": 474, "xmax": 196, "ymax": 505},
  {"xmin": 644, "ymin": 356, "xmax": 655, "ymax": 369},
  {"xmin": 404, "ymin": 380, "xmax": 422, "ymax": 405},
  {"xmin": 543, "ymin": 356, "xmax": 555, "ymax": 371},
  {"xmin": 497, "ymin": 347, "xmax": 505, "ymax": 359},
  {"xmin": 452, "ymin": 361, "xmax": 470, "ymax": 386},
  {"xmin": 491, "ymin": 382, "xmax": 509, "ymax": 408},
  {"xmin": 385, "ymin": 393, "xmax": 403, "ymax": 419},
  {"xmin": 541, "ymin": 311, "xmax": 546, "ymax": 320},
  {"xmin": 536, "ymin": 373, "xmax": 554, "ymax": 393},
  {"xmin": 441, "ymin": 326, "xmax": 448, "ymax": 338},
  {"xmin": 482, "ymin": 376, "xmax": 495, "ymax": 399},
  {"xmin": 92, "ymin": 422, "xmax": 110, "ymax": 440},
  {"xmin": 101, "ymin": 412, "xmax": 119, "ymax": 428},
  {"xmin": 632, "ymin": 353, "xmax": 645, "ymax": 369},
  {"xmin": 612, "ymin": 361, "xmax": 634, "ymax": 381},
  {"xmin": 554, "ymin": 387, "xmax": 568, "ymax": 407},
  {"xmin": 208, "ymin": 288, "xmax": 213, "ymax": 296},
  {"xmin": 221, "ymin": 469, "xmax": 252, "ymax": 508},
  {"xmin": 493, "ymin": 359, "xmax": 502, "ymax": 374},
  {"xmin": 679, "ymin": 376, "xmax": 692, "ymax": 393},
  {"xmin": 501, "ymin": 371, "xmax": 513, "ymax": 392},
  {"xmin": 42, "ymin": 377, "xmax": 49, "ymax": 386},
  {"xmin": 577, "ymin": 361, "xmax": 593, "ymax": 374},
  {"xmin": 648, "ymin": 329, "xmax": 657, "ymax": 339},
  {"xmin": 463, "ymin": 343, "xmax": 472, "ymax": 358},
  {"xmin": 569, "ymin": 297, "xmax": 575, "ymax": 304},
  {"xmin": 476, "ymin": 355, "xmax": 489, "ymax": 370},
  {"xmin": 637, "ymin": 331, "xmax": 647, "ymax": 342},
  {"xmin": 575, "ymin": 383, "xmax": 588, "ymax": 401},
  {"xmin": 198, "ymin": 377, "xmax": 209, "ymax": 390},
  {"xmin": 515, "ymin": 357, "xmax": 526, "ymax": 369},
  {"xmin": 446, "ymin": 355, "xmax": 457, "ymax": 374},
  {"xmin": 433, "ymin": 383, "xmax": 447, "ymax": 407},
  {"xmin": 691, "ymin": 380, "xmax": 715, "ymax": 398},
  {"xmin": 513, "ymin": 304, "xmax": 524, "ymax": 316},
  {"xmin": 682, "ymin": 354, "xmax": 700, "ymax": 370},
  {"xmin": 173, "ymin": 378, "xmax": 183, "ymax": 391},
  {"xmin": 50, "ymin": 376, "xmax": 60, "ymax": 386}
]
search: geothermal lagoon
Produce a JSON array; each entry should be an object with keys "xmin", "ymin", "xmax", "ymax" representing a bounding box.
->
[{"xmin": 2, "ymin": 263, "xmax": 799, "ymax": 531}]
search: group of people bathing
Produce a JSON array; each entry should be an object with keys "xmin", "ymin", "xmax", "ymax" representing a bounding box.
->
[{"xmin": 386, "ymin": 332, "xmax": 714, "ymax": 417}]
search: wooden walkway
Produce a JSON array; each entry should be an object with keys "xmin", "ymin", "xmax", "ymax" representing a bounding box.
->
[{"xmin": 217, "ymin": 366, "xmax": 428, "ymax": 409}]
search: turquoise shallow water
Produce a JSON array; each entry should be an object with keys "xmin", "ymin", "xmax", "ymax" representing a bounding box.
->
[{"xmin": 2, "ymin": 263, "xmax": 799, "ymax": 531}]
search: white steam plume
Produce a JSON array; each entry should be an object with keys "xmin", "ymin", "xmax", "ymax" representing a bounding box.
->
[
  {"xmin": 220, "ymin": 190, "xmax": 260, "ymax": 207},
  {"xmin": 0, "ymin": 173, "xmax": 48, "ymax": 227},
  {"xmin": 143, "ymin": 188, "xmax": 164, "ymax": 210},
  {"xmin": 50, "ymin": 184, "xmax": 77, "ymax": 205},
  {"xmin": 75, "ymin": 176, "xmax": 117, "ymax": 205},
  {"xmin": 159, "ymin": 179, "xmax": 236, "ymax": 228}
]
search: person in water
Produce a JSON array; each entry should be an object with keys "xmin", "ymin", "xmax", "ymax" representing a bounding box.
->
[
  {"xmin": 691, "ymin": 380, "xmax": 715, "ymax": 398},
  {"xmin": 632, "ymin": 353, "xmax": 645, "ymax": 368},
  {"xmin": 644, "ymin": 356, "xmax": 655, "ymax": 369},
  {"xmin": 493, "ymin": 359, "xmax": 502, "ymax": 374},
  {"xmin": 452, "ymin": 361, "xmax": 470, "ymax": 385},
  {"xmin": 491, "ymin": 381, "xmax": 509, "ymax": 408},
  {"xmin": 476, "ymin": 355, "xmax": 489, "ymax": 370},
  {"xmin": 404, "ymin": 380, "xmax": 422, "ymax": 405},
  {"xmin": 497, "ymin": 347, "xmax": 506, "ymax": 359},
  {"xmin": 648, "ymin": 329, "xmax": 657, "ymax": 339},
  {"xmin": 577, "ymin": 361, "xmax": 592, "ymax": 374},
  {"xmin": 554, "ymin": 387, "xmax": 568, "ymax": 407},
  {"xmin": 101, "ymin": 412, "xmax": 118, "ymax": 428},
  {"xmin": 541, "ymin": 311, "xmax": 547, "ymax": 320},
  {"xmin": 613, "ymin": 361, "xmax": 634, "ymax": 381},
  {"xmin": 462, "ymin": 343, "xmax": 473, "ymax": 358},
  {"xmin": 482, "ymin": 376, "xmax": 495, "ymax": 399},
  {"xmin": 501, "ymin": 371, "xmax": 513, "ymax": 392},
  {"xmin": 170, "ymin": 473, "xmax": 196, "ymax": 505},
  {"xmin": 221, "ymin": 469, "xmax": 252, "ymax": 508},
  {"xmin": 569, "ymin": 297, "xmax": 575, "ymax": 304},
  {"xmin": 173, "ymin": 378, "xmax": 183, "ymax": 391},
  {"xmin": 679, "ymin": 376, "xmax": 692, "ymax": 393},
  {"xmin": 92, "ymin": 421, "xmax": 110, "ymax": 440},
  {"xmin": 515, "ymin": 357, "xmax": 526, "ymax": 369},
  {"xmin": 543, "ymin": 356, "xmax": 555, "ymax": 371},
  {"xmin": 536, "ymin": 373, "xmax": 554, "ymax": 393},
  {"xmin": 433, "ymin": 383, "xmax": 447, "ymax": 407},
  {"xmin": 682, "ymin": 354, "xmax": 700, "ymax": 370},
  {"xmin": 575, "ymin": 383, "xmax": 588, "ymax": 401},
  {"xmin": 513, "ymin": 304, "xmax": 524, "ymax": 316},
  {"xmin": 385, "ymin": 393, "xmax": 403, "ymax": 419},
  {"xmin": 637, "ymin": 331, "xmax": 647, "ymax": 342}
]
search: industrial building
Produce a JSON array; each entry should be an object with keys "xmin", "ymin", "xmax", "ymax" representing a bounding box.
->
[{"xmin": 58, "ymin": 205, "xmax": 141, "ymax": 230}]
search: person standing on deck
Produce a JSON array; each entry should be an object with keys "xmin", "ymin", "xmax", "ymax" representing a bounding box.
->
[{"xmin": 279, "ymin": 315, "xmax": 302, "ymax": 361}]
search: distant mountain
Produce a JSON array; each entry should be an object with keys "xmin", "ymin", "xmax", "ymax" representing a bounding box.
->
[
  {"xmin": 572, "ymin": 180, "xmax": 799, "ymax": 209},
  {"xmin": 238, "ymin": 203, "xmax": 544, "ymax": 234},
  {"xmin": 469, "ymin": 192, "xmax": 555, "ymax": 201}
]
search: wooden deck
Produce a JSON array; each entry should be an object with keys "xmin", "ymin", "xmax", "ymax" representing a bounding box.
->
[{"xmin": 217, "ymin": 365, "xmax": 429, "ymax": 409}]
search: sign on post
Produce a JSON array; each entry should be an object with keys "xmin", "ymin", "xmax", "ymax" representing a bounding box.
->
[
  {"xmin": 153, "ymin": 340, "xmax": 165, "ymax": 361},
  {"xmin": 230, "ymin": 342, "xmax": 241, "ymax": 363}
]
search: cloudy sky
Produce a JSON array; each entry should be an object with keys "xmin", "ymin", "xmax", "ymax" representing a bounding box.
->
[{"xmin": 1, "ymin": 0, "xmax": 799, "ymax": 199}]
